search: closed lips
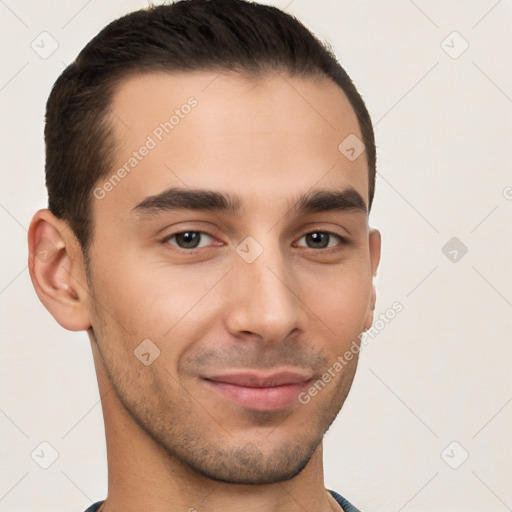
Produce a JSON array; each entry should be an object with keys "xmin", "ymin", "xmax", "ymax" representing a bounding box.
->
[{"xmin": 202, "ymin": 371, "xmax": 312, "ymax": 387}]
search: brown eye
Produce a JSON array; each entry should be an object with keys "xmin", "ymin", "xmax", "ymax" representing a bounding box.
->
[
  {"xmin": 297, "ymin": 231, "xmax": 343, "ymax": 249},
  {"xmin": 166, "ymin": 231, "xmax": 214, "ymax": 249}
]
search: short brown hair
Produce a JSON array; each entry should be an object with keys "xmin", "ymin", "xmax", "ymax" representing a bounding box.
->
[{"xmin": 45, "ymin": 0, "xmax": 376, "ymax": 253}]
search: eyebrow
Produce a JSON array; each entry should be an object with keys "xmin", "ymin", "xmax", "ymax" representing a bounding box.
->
[
  {"xmin": 132, "ymin": 186, "xmax": 367, "ymax": 216},
  {"xmin": 290, "ymin": 188, "xmax": 367, "ymax": 215},
  {"xmin": 133, "ymin": 188, "xmax": 241, "ymax": 214}
]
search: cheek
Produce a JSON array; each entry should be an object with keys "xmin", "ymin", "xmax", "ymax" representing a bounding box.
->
[
  {"xmin": 88, "ymin": 251, "xmax": 227, "ymax": 347},
  {"xmin": 299, "ymin": 263, "xmax": 372, "ymax": 339}
]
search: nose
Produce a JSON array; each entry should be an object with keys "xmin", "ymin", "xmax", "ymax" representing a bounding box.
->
[{"xmin": 224, "ymin": 245, "xmax": 302, "ymax": 343}]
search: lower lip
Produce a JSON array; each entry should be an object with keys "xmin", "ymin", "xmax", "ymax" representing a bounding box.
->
[{"xmin": 203, "ymin": 380, "xmax": 308, "ymax": 411}]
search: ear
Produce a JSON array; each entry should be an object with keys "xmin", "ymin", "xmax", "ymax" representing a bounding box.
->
[
  {"xmin": 363, "ymin": 228, "xmax": 381, "ymax": 331},
  {"xmin": 28, "ymin": 209, "xmax": 92, "ymax": 331}
]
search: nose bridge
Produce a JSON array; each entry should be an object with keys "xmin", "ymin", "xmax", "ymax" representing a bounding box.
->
[{"xmin": 226, "ymin": 239, "xmax": 301, "ymax": 340}]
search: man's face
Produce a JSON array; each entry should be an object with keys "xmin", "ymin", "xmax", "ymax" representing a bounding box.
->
[{"xmin": 86, "ymin": 71, "xmax": 379, "ymax": 484}]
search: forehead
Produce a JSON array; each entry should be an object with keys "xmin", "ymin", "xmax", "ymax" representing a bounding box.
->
[{"xmin": 99, "ymin": 70, "xmax": 368, "ymax": 214}]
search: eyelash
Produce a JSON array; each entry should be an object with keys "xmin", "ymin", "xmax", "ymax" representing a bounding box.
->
[
  {"xmin": 163, "ymin": 231, "xmax": 217, "ymax": 250},
  {"xmin": 295, "ymin": 231, "xmax": 347, "ymax": 249},
  {"xmin": 161, "ymin": 230, "xmax": 348, "ymax": 251}
]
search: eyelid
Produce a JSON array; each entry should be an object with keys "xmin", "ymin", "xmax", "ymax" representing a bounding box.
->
[
  {"xmin": 161, "ymin": 229, "xmax": 220, "ymax": 249},
  {"xmin": 158, "ymin": 221, "xmax": 219, "ymax": 240},
  {"xmin": 295, "ymin": 231, "xmax": 346, "ymax": 249},
  {"xmin": 294, "ymin": 228, "xmax": 348, "ymax": 245},
  {"xmin": 287, "ymin": 217, "xmax": 352, "ymax": 239}
]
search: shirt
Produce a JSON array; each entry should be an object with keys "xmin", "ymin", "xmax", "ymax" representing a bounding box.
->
[{"xmin": 83, "ymin": 490, "xmax": 361, "ymax": 511}]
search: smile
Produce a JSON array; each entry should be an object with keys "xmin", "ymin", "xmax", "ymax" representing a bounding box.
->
[{"xmin": 201, "ymin": 369, "xmax": 313, "ymax": 412}]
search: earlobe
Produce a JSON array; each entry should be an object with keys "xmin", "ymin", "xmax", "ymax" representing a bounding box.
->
[
  {"xmin": 28, "ymin": 209, "xmax": 91, "ymax": 331},
  {"xmin": 363, "ymin": 285, "xmax": 377, "ymax": 332},
  {"xmin": 363, "ymin": 228, "xmax": 381, "ymax": 331},
  {"xmin": 369, "ymin": 228, "xmax": 381, "ymax": 278}
]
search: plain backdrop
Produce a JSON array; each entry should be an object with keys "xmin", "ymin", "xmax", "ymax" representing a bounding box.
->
[{"xmin": 1, "ymin": 1, "xmax": 511, "ymax": 511}]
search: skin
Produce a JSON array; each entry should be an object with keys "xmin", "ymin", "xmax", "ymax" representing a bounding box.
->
[{"xmin": 28, "ymin": 71, "xmax": 381, "ymax": 512}]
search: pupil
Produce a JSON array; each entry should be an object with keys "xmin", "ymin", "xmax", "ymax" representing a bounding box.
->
[
  {"xmin": 307, "ymin": 232, "xmax": 328, "ymax": 248},
  {"xmin": 178, "ymin": 232, "xmax": 200, "ymax": 248}
]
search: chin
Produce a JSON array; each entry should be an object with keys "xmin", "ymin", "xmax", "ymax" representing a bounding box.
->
[{"xmin": 182, "ymin": 439, "xmax": 317, "ymax": 485}]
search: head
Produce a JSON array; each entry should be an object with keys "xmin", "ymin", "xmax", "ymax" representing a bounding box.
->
[{"xmin": 29, "ymin": 0, "xmax": 380, "ymax": 485}]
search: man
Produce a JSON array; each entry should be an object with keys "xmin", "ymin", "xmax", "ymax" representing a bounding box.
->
[{"xmin": 28, "ymin": 1, "xmax": 380, "ymax": 510}]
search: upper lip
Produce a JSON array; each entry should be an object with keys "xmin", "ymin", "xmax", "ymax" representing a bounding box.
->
[{"xmin": 202, "ymin": 369, "xmax": 312, "ymax": 388}]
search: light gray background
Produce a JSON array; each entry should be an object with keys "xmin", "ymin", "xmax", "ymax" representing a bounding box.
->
[{"xmin": 1, "ymin": 1, "xmax": 511, "ymax": 511}]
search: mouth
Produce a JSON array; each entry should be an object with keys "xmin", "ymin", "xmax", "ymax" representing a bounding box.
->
[{"xmin": 201, "ymin": 369, "xmax": 313, "ymax": 412}]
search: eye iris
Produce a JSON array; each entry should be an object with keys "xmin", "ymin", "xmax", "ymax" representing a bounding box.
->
[
  {"xmin": 306, "ymin": 232, "xmax": 329, "ymax": 248},
  {"xmin": 176, "ymin": 231, "xmax": 201, "ymax": 248}
]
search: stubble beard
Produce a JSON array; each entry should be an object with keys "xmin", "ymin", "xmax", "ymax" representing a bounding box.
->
[{"xmin": 103, "ymin": 353, "xmax": 357, "ymax": 485}]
